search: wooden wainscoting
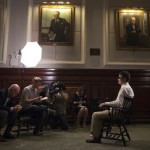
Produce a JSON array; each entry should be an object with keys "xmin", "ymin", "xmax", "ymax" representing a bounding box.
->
[{"xmin": 0, "ymin": 68, "xmax": 150, "ymax": 122}]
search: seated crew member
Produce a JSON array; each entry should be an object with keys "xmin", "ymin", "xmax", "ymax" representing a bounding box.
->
[
  {"xmin": 0, "ymin": 84, "xmax": 22, "ymax": 139},
  {"xmin": 19, "ymin": 77, "xmax": 48, "ymax": 136},
  {"xmin": 48, "ymin": 82, "xmax": 69, "ymax": 130},
  {"xmin": 72, "ymin": 85, "xmax": 89, "ymax": 128}
]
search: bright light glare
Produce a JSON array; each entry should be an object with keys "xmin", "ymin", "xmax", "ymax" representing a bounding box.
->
[
  {"xmin": 120, "ymin": 9, "xmax": 144, "ymax": 13},
  {"xmin": 21, "ymin": 42, "xmax": 42, "ymax": 68},
  {"xmin": 58, "ymin": 1, "xmax": 64, "ymax": 4}
]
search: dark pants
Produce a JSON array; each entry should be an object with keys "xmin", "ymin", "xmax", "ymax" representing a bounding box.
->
[
  {"xmin": 49, "ymin": 114, "xmax": 68, "ymax": 130},
  {"xmin": 19, "ymin": 105, "xmax": 48, "ymax": 133},
  {"xmin": 0, "ymin": 110, "xmax": 17, "ymax": 135},
  {"xmin": 4, "ymin": 110, "xmax": 18, "ymax": 135},
  {"xmin": 0, "ymin": 110, "xmax": 8, "ymax": 130}
]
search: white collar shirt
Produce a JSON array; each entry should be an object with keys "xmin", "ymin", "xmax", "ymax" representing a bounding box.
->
[{"xmin": 105, "ymin": 82, "xmax": 134, "ymax": 107}]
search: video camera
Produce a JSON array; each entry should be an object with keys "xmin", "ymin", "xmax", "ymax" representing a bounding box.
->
[{"xmin": 49, "ymin": 82, "xmax": 65, "ymax": 94}]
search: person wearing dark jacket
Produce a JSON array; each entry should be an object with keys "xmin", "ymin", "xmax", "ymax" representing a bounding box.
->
[
  {"xmin": 0, "ymin": 84, "xmax": 22, "ymax": 140},
  {"xmin": 48, "ymin": 11, "xmax": 70, "ymax": 42},
  {"xmin": 126, "ymin": 16, "xmax": 141, "ymax": 46}
]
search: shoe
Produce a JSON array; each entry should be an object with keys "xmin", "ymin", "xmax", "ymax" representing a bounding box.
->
[
  {"xmin": 86, "ymin": 137, "xmax": 101, "ymax": 143},
  {"xmin": 3, "ymin": 133, "xmax": 15, "ymax": 139},
  {"xmin": 33, "ymin": 132, "xmax": 43, "ymax": 136},
  {"xmin": 0, "ymin": 135, "xmax": 7, "ymax": 142}
]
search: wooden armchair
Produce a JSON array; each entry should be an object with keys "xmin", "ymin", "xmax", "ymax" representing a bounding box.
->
[{"xmin": 102, "ymin": 97, "xmax": 133, "ymax": 146}]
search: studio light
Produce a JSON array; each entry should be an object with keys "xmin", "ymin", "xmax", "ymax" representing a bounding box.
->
[{"xmin": 20, "ymin": 41, "xmax": 42, "ymax": 68}]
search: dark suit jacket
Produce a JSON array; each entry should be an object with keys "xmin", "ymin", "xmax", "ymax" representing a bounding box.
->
[
  {"xmin": 126, "ymin": 23, "xmax": 141, "ymax": 46},
  {"xmin": 49, "ymin": 17, "xmax": 70, "ymax": 42}
]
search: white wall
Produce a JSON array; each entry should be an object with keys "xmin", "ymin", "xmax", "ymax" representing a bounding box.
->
[{"xmin": 0, "ymin": 0, "xmax": 150, "ymax": 69}]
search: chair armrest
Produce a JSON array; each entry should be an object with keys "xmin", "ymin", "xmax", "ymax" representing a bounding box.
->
[{"xmin": 102, "ymin": 106, "xmax": 111, "ymax": 111}]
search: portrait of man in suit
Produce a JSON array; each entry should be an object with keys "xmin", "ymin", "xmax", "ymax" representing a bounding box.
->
[
  {"xmin": 126, "ymin": 16, "xmax": 141, "ymax": 46},
  {"xmin": 48, "ymin": 11, "xmax": 70, "ymax": 42},
  {"xmin": 39, "ymin": 5, "xmax": 74, "ymax": 45},
  {"xmin": 116, "ymin": 9, "xmax": 150, "ymax": 50}
]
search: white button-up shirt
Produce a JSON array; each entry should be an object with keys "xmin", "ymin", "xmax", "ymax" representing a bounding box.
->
[{"xmin": 105, "ymin": 82, "xmax": 134, "ymax": 107}]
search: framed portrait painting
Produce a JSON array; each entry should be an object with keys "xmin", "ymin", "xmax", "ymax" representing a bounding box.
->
[
  {"xmin": 116, "ymin": 9, "xmax": 150, "ymax": 50},
  {"xmin": 39, "ymin": 5, "xmax": 74, "ymax": 46}
]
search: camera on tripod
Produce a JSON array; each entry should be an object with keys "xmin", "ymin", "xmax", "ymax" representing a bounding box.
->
[{"xmin": 49, "ymin": 82, "xmax": 65, "ymax": 94}]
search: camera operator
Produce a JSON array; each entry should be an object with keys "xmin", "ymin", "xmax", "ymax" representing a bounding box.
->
[
  {"xmin": 41, "ymin": 82, "xmax": 68, "ymax": 130},
  {"xmin": 52, "ymin": 82, "xmax": 68, "ymax": 130}
]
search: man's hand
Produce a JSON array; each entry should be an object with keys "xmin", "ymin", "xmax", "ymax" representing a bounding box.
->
[
  {"xmin": 34, "ymin": 96, "xmax": 43, "ymax": 103},
  {"xmin": 13, "ymin": 104, "xmax": 22, "ymax": 112},
  {"xmin": 99, "ymin": 103, "xmax": 105, "ymax": 108}
]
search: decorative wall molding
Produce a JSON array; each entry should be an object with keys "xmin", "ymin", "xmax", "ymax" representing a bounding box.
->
[{"xmin": 0, "ymin": 0, "xmax": 10, "ymax": 65}]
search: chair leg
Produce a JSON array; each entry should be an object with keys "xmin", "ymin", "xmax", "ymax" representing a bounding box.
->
[
  {"xmin": 119, "ymin": 126, "xmax": 126, "ymax": 147},
  {"xmin": 106, "ymin": 124, "xmax": 111, "ymax": 137},
  {"xmin": 123, "ymin": 124, "xmax": 131, "ymax": 141},
  {"xmin": 17, "ymin": 120, "xmax": 21, "ymax": 138},
  {"xmin": 27, "ymin": 124, "xmax": 30, "ymax": 133}
]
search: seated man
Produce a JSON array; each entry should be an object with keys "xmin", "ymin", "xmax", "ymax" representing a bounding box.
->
[
  {"xmin": 0, "ymin": 84, "xmax": 22, "ymax": 139},
  {"xmin": 19, "ymin": 77, "xmax": 48, "ymax": 136},
  {"xmin": 86, "ymin": 71, "xmax": 134, "ymax": 143}
]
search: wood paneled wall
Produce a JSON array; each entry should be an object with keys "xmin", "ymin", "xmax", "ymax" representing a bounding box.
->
[{"xmin": 0, "ymin": 68, "xmax": 150, "ymax": 122}]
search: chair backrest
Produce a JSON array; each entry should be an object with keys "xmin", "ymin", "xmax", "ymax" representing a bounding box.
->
[
  {"xmin": 122, "ymin": 97, "xmax": 133, "ymax": 122},
  {"xmin": 109, "ymin": 97, "xmax": 133, "ymax": 123},
  {"xmin": 123, "ymin": 97, "xmax": 132, "ymax": 110}
]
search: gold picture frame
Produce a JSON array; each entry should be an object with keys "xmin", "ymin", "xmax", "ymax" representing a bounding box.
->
[
  {"xmin": 39, "ymin": 5, "xmax": 74, "ymax": 46},
  {"xmin": 116, "ymin": 9, "xmax": 150, "ymax": 50}
]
